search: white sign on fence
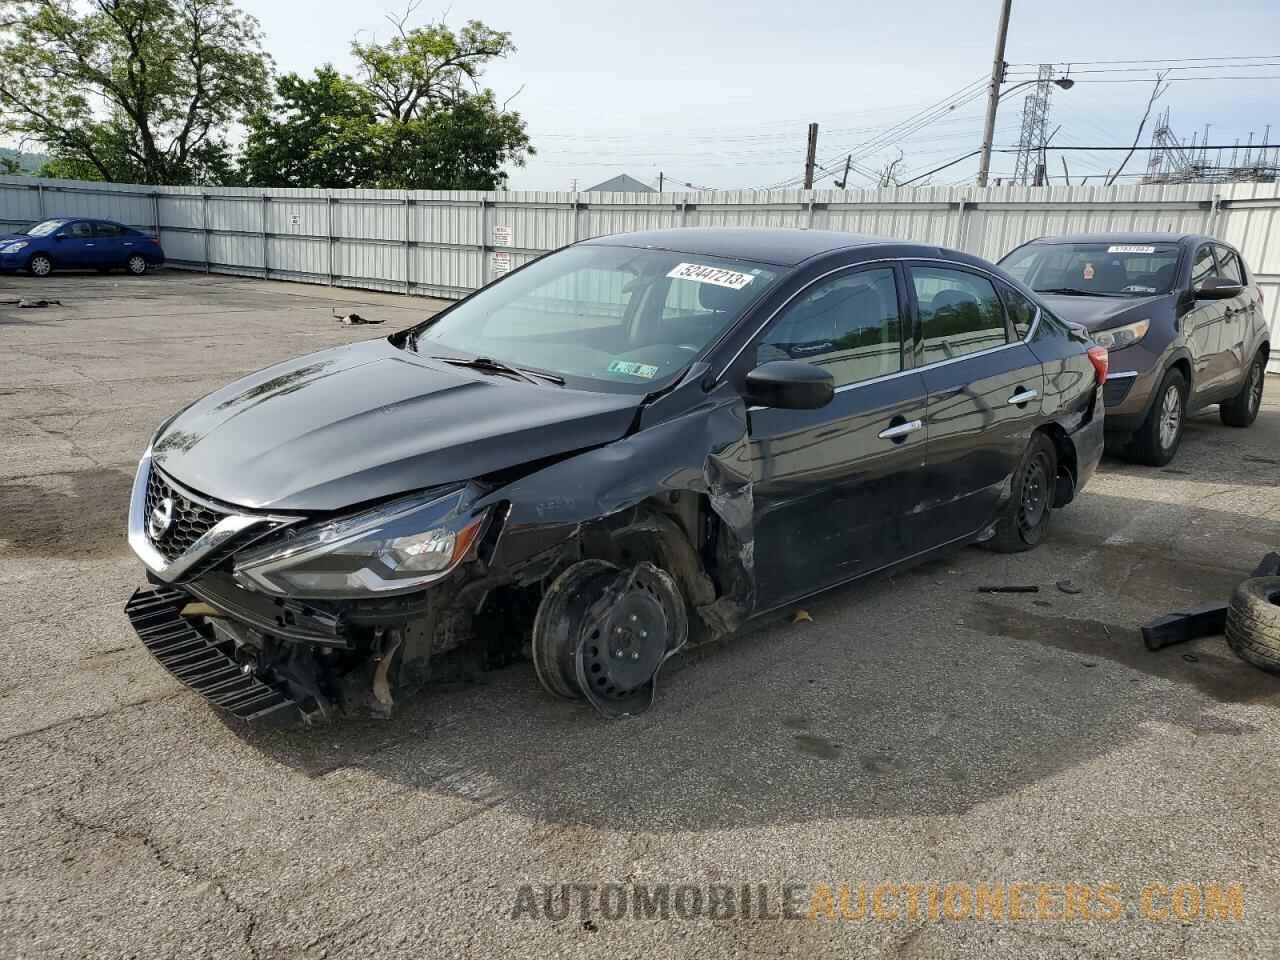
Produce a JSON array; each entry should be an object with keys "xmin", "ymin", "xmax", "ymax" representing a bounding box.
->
[
  {"xmin": 492, "ymin": 251, "xmax": 512, "ymax": 276},
  {"xmin": 493, "ymin": 225, "xmax": 514, "ymax": 247}
]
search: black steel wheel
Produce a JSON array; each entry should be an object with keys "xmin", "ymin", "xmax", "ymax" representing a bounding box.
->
[
  {"xmin": 981, "ymin": 431, "xmax": 1058, "ymax": 554},
  {"xmin": 531, "ymin": 559, "xmax": 688, "ymax": 718}
]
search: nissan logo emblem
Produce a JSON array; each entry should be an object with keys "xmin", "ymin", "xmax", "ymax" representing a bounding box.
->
[{"xmin": 149, "ymin": 497, "xmax": 174, "ymax": 540}]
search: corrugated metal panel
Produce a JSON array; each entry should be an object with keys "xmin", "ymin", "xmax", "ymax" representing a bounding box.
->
[{"xmin": 2, "ymin": 173, "xmax": 1277, "ymax": 367}]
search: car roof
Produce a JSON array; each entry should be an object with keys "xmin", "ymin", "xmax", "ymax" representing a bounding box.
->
[
  {"xmin": 1023, "ymin": 231, "xmax": 1203, "ymax": 246},
  {"xmin": 581, "ymin": 227, "xmax": 892, "ymax": 266}
]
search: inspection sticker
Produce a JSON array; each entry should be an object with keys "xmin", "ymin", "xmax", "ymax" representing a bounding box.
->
[
  {"xmin": 666, "ymin": 262, "xmax": 755, "ymax": 290},
  {"xmin": 1108, "ymin": 244, "xmax": 1156, "ymax": 254},
  {"xmin": 607, "ymin": 360, "xmax": 660, "ymax": 378}
]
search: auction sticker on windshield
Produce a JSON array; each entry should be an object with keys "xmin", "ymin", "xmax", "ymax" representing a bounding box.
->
[
  {"xmin": 1108, "ymin": 245, "xmax": 1157, "ymax": 254},
  {"xmin": 667, "ymin": 262, "xmax": 756, "ymax": 290},
  {"xmin": 607, "ymin": 360, "xmax": 660, "ymax": 378}
]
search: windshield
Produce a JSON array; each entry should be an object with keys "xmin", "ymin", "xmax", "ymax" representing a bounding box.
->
[
  {"xmin": 1000, "ymin": 241, "xmax": 1181, "ymax": 296},
  {"xmin": 409, "ymin": 244, "xmax": 781, "ymax": 392},
  {"xmin": 25, "ymin": 218, "xmax": 68, "ymax": 237}
]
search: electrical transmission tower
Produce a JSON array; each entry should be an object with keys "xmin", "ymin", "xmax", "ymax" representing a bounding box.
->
[{"xmin": 1012, "ymin": 64, "xmax": 1054, "ymax": 185}]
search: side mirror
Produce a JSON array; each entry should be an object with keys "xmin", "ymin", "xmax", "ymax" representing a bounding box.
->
[
  {"xmin": 1197, "ymin": 278, "xmax": 1244, "ymax": 300},
  {"xmin": 744, "ymin": 360, "xmax": 834, "ymax": 410}
]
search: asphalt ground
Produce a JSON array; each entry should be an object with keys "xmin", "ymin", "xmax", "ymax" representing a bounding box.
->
[{"xmin": 2, "ymin": 269, "xmax": 1279, "ymax": 959}]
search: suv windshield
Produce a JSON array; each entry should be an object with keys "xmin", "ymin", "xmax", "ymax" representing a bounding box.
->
[
  {"xmin": 26, "ymin": 218, "xmax": 69, "ymax": 237},
  {"xmin": 1000, "ymin": 241, "xmax": 1182, "ymax": 297},
  {"xmin": 409, "ymin": 244, "xmax": 780, "ymax": 392}
]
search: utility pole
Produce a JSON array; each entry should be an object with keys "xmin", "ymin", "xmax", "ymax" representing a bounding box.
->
[
  {"xmin": 658, "ymin": 171, "xmax": 664, "ymax": 192},
  {"xmin": 833, "ymin": 154, "xmax": 852, "ymax": 189},
  {"xmin": 976, "ymin": 0, "xmax": 1013, "ymax": 187},
  {"xmin": 803, "ymin": 122, "xmax": 819, "ymax": 190}
]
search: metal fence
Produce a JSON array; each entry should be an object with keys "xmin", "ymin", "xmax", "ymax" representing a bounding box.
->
[{"xmin": 3, "ymin": 174, "xmax": 1279, "ymax": 371}]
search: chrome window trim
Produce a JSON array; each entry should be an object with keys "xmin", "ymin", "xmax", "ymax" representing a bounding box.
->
[
  {"xmin": 717, "ymin": 256, "xmax": 1041, "ymax": 387},
  {"xmin": 127, "ymin": 448, "xmax": 297, "ymax": 582}
]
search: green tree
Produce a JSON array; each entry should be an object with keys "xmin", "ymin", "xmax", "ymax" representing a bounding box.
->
[
  {"xmin": 0, "ymin": 0, "xmax": 272, "ymax": 184},
  {"xmin": 240, "ymin": 16, "xmax": 532, "ymax": 190}
]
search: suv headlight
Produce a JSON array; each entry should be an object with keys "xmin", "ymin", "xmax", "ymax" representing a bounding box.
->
[
  {"xmin": 1, "ymin": 240, "xmax": 28, "ymax": 253},
  {"xmin": 1092, "ymin": 318, "xmax": 1150, "ymax": 350},
  {"xmin": 233, "ymin": 489, "xmax": 487, "ymax": 598}
]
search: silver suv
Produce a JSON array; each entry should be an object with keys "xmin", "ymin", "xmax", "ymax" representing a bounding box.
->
[{"xmin": 1000, "ymin": 232, "xmax": 1270, "ymax": 465}]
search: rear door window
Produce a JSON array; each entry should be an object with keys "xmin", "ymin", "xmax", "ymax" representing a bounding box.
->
[
  {"xmin": 998, "ymin": 282, "xmax": 1038, "ymax": 339},
  {"xmin": 910, "ymin": 266, "xmax": 1010, "ymax": 363},
  {"xmin": 94, "ymin": 221, "xmax": 124, "ymax": 238}
]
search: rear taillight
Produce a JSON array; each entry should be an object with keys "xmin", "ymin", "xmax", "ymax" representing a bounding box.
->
[{"xmin": 1087, "ymin": 344, "xmax": 1109, "ymax": 385}]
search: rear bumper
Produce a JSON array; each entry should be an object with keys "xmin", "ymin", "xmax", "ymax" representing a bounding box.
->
[{"xmin": 125, "ymin": 586, "xmax": 302, "ymax": 723}]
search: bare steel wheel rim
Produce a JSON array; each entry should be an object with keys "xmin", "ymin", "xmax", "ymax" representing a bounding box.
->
[
  {"xmin": 1017, "ymin": 452, "xmax": 1050, "ymax": 536},
  {"xmin": 128, "ymin": 254, "xmax": 147, "ymax": 274},
  {"xmin": 31, "ymin": 255, "xmax": 51, "ymax": 276},
  {"xmin": 1159, "ymin": 384, "xmax": 1182, "ymax": 451},
  {"xmin": 1249, "ymin": 361, "xmax": 1264, "ymax": 414}
]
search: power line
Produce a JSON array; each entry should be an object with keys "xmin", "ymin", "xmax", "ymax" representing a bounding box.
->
[{"xmin": 1007, "ymin": 54, "xmax": 1280, "ymax": 67}]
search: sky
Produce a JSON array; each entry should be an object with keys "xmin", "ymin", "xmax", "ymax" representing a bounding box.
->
[{"xmin": 240, "ymin": 0, "xmax": 1280, "ymax": 191}]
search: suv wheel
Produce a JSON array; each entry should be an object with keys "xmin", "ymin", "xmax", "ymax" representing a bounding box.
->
[
  {"xmin": 1220, "ymin": 351, "xmax": 1266, "ymax": 428},
  {"xmin": 980, "ymin": 432, "xmax": 1057, "ymax": 553},
  {"xmin": 28, "ymin": 253, "xmax": 53, "ymax": 277},
  {"xmin": 1128, "ymin": 367, "xmax": 1186, "ymax": 466}
]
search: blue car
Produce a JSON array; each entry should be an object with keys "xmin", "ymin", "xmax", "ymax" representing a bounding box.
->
[{"xmin": 0, "ymin": 217, "xmax": 166, "ymax": 276}]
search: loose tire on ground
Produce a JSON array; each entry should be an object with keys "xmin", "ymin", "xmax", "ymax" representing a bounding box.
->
[
  {"xmin": 981, "ymin": 431, "xmax": 1057, "ymax": 554},
  {"xmin": 1128, "ymin": 366, "xmax": 1187, "ymax": 467},
  {"xmin": 1219, "ymin": 351, "xmax": 1266, "ymax": 428},
  {"xmin": 1225, "ymin": 576, "xmax": 1280, "ymax": 674}
]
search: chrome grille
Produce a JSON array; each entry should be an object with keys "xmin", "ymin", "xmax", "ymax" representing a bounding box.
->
[{"xmin": 144, "ymin": 468, "xmax": 227, "ymax": 562}]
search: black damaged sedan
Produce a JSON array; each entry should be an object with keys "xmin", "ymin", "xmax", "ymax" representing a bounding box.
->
[{"xmin": 126, "ymin": 229, "xmax": 1106, "ymax": 722}]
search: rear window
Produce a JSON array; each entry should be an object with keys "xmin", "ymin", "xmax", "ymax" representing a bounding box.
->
[{"xmin": 1000, "ymin": 241, "xmax": 1182, "ymax": 296}]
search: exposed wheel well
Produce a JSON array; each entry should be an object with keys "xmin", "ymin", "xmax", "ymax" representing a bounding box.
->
[
  {"xmin": 1168, "ymin": 356, "xmax": 1192, "ymax": 391},
  {"xmin": 1037, "ymin": 423, "xmax": 1078, "ymax": 508}
]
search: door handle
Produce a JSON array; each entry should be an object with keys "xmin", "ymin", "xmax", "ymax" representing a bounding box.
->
[
  {"xmin": 878, "ymin": 418, "xmax": 923, "ymax": 441},
  {"xmin": 1007, "ymin": 389, "xmax": 1038, "ymax": 405}
]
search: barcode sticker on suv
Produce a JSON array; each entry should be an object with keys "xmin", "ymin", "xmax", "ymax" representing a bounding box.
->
[
  {"xmin": 1107, "ymin": 245, "xmax": 1156, "ymax": 254},
  {"xmin": 666, "ymin": 263, "xmax": 755, "ymax": 290}
]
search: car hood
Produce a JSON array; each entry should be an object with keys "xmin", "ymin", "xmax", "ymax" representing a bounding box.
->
[
  {"xmin": 1037, "ymin": 293, "xmax": 1172, "ymax": 331},
  {"xmin": 151, "ymin": 339, "xmax": 643, "ymax": 512}
]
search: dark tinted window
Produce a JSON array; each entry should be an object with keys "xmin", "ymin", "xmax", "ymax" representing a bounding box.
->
[
  {"xmin": 911, "ymin": 267, "xmax": 1008, "ymax": 363},
  {"xmin": 999, "ymin": 282, "xmax": 1037, "ymax": 339},
  {"xmin": 65, "ymin": 221, "xmax": 93, "ymax": 239},
  {"xmin": 757, "ymin": 268, "xmax": 903, "ymax": 387},
  {"xmin": 94, "ymin": 221, "xmax": 124, "ymax": 237},
  {"xmin": 1216, "ymin": 246, "xmax": 1244, "ymax": 284},
  {"xmin": 1191, "ymin": 244, "xmax": 1218, "ymax": 290}
]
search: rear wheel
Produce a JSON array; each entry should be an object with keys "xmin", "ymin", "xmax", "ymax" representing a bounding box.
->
[
  {"xmin": 126, "ymin": 254, "xmax": 148, "ymax": 275},
  {"xmin": 1128, "ymin": 367, "xmax": 1186, "ymax": 466},
  {"xmin": 1220, "ymin": 352, "xmax": 1266, "ymax": 428},
  {"xmin": 28, "ymin": 253, "xmax": 52, "ymax": 277},
  {"xmin": 981, "ymin": 432, "xmax": 1057, "ymax": 553}
]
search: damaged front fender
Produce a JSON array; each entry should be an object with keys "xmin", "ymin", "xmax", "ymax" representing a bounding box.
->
[{"xmin": 474, "ymin": 379, "xmax": 757, "ymax": 634}]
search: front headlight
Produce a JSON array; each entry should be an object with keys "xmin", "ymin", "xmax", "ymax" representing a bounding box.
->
[
  {"xmin": 233, "ymin": 489, "xmax": 487, "ymax": 598},
  {"xmin": 1, "ymin": 240, "xmax": 28, "ymax": 253},
  {"xmin": 1092, "ymin": 318, "xmax": 1150, "ymax": 350}
]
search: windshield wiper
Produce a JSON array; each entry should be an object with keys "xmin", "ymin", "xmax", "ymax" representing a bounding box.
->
[
  {"xmin": 430, "ymin": 355, "xmax": 563, "ymax": 386},
  {"xmin": 1035, "ymin": 287, "xmax": 1115, "ymax": 298}
]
